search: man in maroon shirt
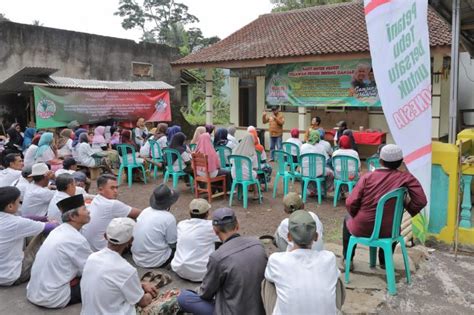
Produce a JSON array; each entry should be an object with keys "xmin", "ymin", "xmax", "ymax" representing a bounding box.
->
[{"xmin": 343, "ymin": 144, "xmax": 427, "ymax": 269}]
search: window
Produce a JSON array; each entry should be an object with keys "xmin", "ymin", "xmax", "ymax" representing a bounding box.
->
[{"xmin": 131, "ymin": 62, "xmax": 153, "ymax": 78}]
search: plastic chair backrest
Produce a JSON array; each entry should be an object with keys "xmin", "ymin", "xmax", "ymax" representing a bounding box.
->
[
  {"xmin": 163, "ymin": 148, "xmax": 185, "ymax": 172},
  {"xmin": 274, "ymin": 150, "xmax": 293, "ymax": 175},
  {"xmin": 299, "ymin": 153, "xmax": 326, "ymax": 178},
  {"xmin": 228, "ymin": 154, "xmax": 256, "ymax": 181},
  {"xmin": 189, "ymin": 143, "xmax": 197, "ymax": 151},
  {"xmin": 148, "ymin": 139, "xmax": 163, "ymax": 160},
  {"xmin": 215, "ymin": 145, "xmax": 231, "ymax": 167},
  {"xmin": 256, "ymin": 150, "xmax": 264, "ymax": 170},
  {"xmin": 366, "ymin": 156, "xmax": 381, "ymax": 171},
  {"xmin": 332, "ymin": 155, "xmax": 359, "ymax": 181},
  {"xmin": 369, "ymin": 187, "xmax": 407, "ymax": 241},
  {"xmin": 282, "ymin": 142, "xmax": 300, "ymax": 157},
  {"xmin": 117, "ymin": 144, "xmax": 138, "ymax": 167}
]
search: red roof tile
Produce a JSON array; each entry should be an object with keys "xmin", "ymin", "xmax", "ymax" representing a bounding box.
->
[{"xmin": 172, "ymin": 1, "xmax": 451, "ymax": 67}]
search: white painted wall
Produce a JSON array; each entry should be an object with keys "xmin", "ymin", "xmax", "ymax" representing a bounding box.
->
[{"xmin": 459, "ymin": 52, "xmax": 474, "ymax": 126}]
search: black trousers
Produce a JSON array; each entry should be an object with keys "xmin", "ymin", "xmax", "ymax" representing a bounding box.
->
[
  {"xmin": 342, "ymin": 215, "xmax": 397, "ymax": 266},
  {"xmin": 68, "ymin": 280, "xmax": 82, "ymax": 306}
]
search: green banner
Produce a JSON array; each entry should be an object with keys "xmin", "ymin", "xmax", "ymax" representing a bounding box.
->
[{"xmin": 265, "ymin": 59, "xmax": 381, "ymax": 107}]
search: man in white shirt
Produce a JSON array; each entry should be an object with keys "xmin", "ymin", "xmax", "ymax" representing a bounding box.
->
[
  {"xmin": 27, "ymin": 194, "xmax": 92, "ymax": 308},
  {"xmin": 274, "ymin": 192, "xmax": 324, "ymax": 252},
  {"xmin": 11, "ymin": 165, "xmax": 32, "ymax": 202},
  {"xmin": 0, "ymin": 186, "xmax": 57, "ymax": 286},
  {"xmin": 132, "ymin": 184, "xmax": 178, "ymax": 268},
  {"xmin": 55, "ymin": 157, "xmax": 78, "ymax": 177},
  {"xmin": 81, "ymin": 174, "xmax": 141, "ymax": 251},
  {"xmin": 0, "ymin": 153, "xmax": 23, "ymax": 187},
  {"xmin": 47, "ymin": 174, "xmax": 76, "ymax": 222},
  {"xmin": 264, "ymin": 210, "xmax": 342, "ymax": 315},
  {"xmin": 20, "ymin": 163, "xmax": 55, "ymax": 217},
  {"xmin": 171, "ymin": 198, "xmax": 219, "ymax": 282},
  {"xmin": 81, "ymin": 217, "xmax": 157, "ymax": 315}
]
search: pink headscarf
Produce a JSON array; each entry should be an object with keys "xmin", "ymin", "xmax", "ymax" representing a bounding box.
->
[
  {"xmin": 196, "ymin": 133, "xmax": 220, "ymax": 173},
  {"xmin": 92, "ymin": 126, "xmax": 106, "ymax": 144}
]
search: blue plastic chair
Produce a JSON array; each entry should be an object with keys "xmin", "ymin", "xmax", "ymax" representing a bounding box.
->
[
  {"xmin": 332, "ymin": 155, "xmax": 359, "ymax": 207},
  {"xmin": 345, "ymin": 187, "xmax": 411, "ymax": 295},
  {"xmin": 148, "ymin": 139, "xmax": 164, "ymax": 179},
  {"xmin": 215, "ymin": 145, "xmax": 231, "ymax": 171},
  {"xmin": 228, "ymin": 155, "xmax": 262, "ymax": 209},
  {"xmin": 281, "ymin": 142, "xmax": 300, "ymax": 172},
  {"xmin": 256, "ymin": 151, "xmax": 269, "ymax": 192},
  {"xmin": 273, "ymin": 150, "xmax": 300, "ymax": 198},
  {"xmin": 162, "ymin": 148, "xmax": 194, "ymax": 191},
  {"xmin": 189, "ymin": 143, "xmax": 197, "ymax": 152},
  {"xmin": 117, "ymin": 144, "xmax": 147, "ymax": 187},
  {"xmin": 300, "ymin": 153, "xmax": 327, "ymax": 204},
  {"xmin": 366, "ymin": 156, "xmax": 381, "ymax": 171}
]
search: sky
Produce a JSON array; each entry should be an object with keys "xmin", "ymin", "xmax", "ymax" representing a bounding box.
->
[{"xmin": 1, "ymin": 0, "xmax": 274, "ymax": 41}]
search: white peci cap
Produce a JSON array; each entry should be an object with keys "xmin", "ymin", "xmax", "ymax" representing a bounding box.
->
[{"xmin": 380, "ymin": 144, "xmax": 404, "ymax": 162}]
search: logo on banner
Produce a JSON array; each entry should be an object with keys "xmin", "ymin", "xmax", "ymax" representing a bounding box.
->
[
  {"xmin": 36, "ymin": 99, "xmax": 56, "ymax": 119},
  {"xmin": 155, "ymin": 99, "xmax": 168, "ymax": 113},
  {"xmin": 266, "ymin": 74, "xmax": 289, "ymax": 104}
]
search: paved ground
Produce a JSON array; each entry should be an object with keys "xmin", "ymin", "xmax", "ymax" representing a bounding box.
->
[{"xmin": 1, "ymin": 169, "xmax": 473, "ymax": 314}]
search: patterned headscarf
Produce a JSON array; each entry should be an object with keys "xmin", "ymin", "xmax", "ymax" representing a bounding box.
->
[{"xmin": 307, "ymin": 130, "xmax": 320, "ymax": 145}]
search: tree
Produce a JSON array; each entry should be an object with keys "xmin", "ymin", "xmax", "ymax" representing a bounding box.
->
[
  {"xmin": 32, "ymin": 20, "xmax": 44, "ymax": 26},
  {"xmin": 270, "ymin": 0, "xmax": 352, "ymax": 12}
]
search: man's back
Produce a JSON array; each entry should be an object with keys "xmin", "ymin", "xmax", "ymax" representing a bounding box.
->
[{"xmin": 200, "ymin": 236, "xmax": 267, "ymax": 315}]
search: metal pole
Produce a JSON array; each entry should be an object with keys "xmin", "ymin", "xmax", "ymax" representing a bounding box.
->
[{"xmin": 448, "ymin": 0, "xmax": 461, "ymax": 143}]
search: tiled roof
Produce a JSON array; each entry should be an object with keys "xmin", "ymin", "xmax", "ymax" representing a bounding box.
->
[{"xmin": 172, "ymin": 1, "xmax": 451, "ymax": 67}]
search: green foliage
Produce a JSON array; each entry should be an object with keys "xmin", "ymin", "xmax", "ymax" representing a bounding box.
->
[
  {"xmin": 412, "ymin": 212, "xmax": 428, "ymax": 245},
  {"xmin": 270, "ymin": 0, "xmax": 352, "ymax": 12}
]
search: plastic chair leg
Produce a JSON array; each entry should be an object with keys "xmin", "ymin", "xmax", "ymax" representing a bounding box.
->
[
  {"xmin": 163, "ymin": 172, "xmax": 169, "ymax": 183},
  {"xmin": 229, "ymin": 182, "xmax": 237, "ymax": 206},
  {"xmin": 369, "ymin": 247, "xmax": 377, "ymax": 268},
  {"xmin": 273, "ymin": 173, "xmax": 280, "ymax": 198},
  {"xmin": 316, "ymin": 180, "xmax": 322, "ymax": 204},
  {"xmin": 172, "ymin": 174, "xmax": 179, "ymax": 188},
  {"xmin": 399, "ymin": 239, "xmax": 412, "ymax": 284},
  {"xmin": 127, "ymin": 167, "xmax": 133, "ymax": 188},
  {"xmin": 383, "ymin": 244, "xmax": 397, "ymax": 295},
  {"xmin": 242, "ymin": 183, "xmax": 249, "ymax": 209},
  {"xmin": 189, "ymin": 176, "xmax": 194, "ymax": 193},
  {"xmin": 256, "ymin": 182, "xmax": 263, "ymax": 204},
  {"xmin": 140, "ymin": 166, "xmax": 147, "ymax": 184},
  {"xmin": 333, "ymin": 182, "xmax": 341, "ymax": 207},
  {"xmin": 302, "ymin": 179, "xmax": 309, "ymax": 202},
  {"xmin": 283, "ymin": 176, "xmax": 289, "ymax": 196},
  {"xmin": 345, "ymin": 238, "xmax": 356, "ymax": 283},
  {"xmin": 117, "ymin": 165, "xmax": 124, "ymax": 185}
]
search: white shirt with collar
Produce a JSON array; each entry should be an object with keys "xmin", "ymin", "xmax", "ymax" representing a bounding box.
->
[
  {"xmin": 0, "ymin": 212, "xmax": 45, "ymax": 286},
  {"xmin": 81, "ymin": 194, "xmax": 132, "ymax": 252},
  {"xmin": 171, "ymin": 218, "xmax": 219, "ymax": 282},
  {"xmin": 46, "ymin": 191, "xmax": 71, "ymax": 223},
  {"xmin": 20, "ymin": 183, "xmax": 56, "ymax": 217},
  {"xmin": 276, "ymin": 211, "xmax": 324, "ymax": 252},
  {"xmin": 27, "ymin": 223, "xmax": 92, "ymax": 308},
  {"xmin": 11, "ymin": 176, "xmax": 30, "ymax": 201},
  {"xmin": 265, "ymin": 249, "xmax": 340, "ymax": 315},
  {"xmin": 0, "ymin": 167, "xmax": 22, "ymax": 187},
  {"xmin": 80, "ymin": 247, "xmax": 144, "ymax": 315},
  {"xmin": 131, "ymin": 207, "xmax": 177, "ymax": 268}
]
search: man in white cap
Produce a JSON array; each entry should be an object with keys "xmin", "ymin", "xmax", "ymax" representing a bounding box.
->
[
  {"xmin": 264, "ymin": 210, "xmax": 342, "ymax": 315},
  {"xmin": 171, "ymin": 198, "xmax": 219, "ymax": 282},
  {"xmin": 20, "ymin": 162, "xmax": 55, "ymax": 217},
  {"xmin": 27, "ymin": 194, "xmax": 92, "ymax": 308},
  {"xmin": 344, "ymin": 144, "xmax": 427, "ymax": 269},
  {"xmin": 132, "ymin": 184, "xmax": 178, "ymax": 268},
  {"xmin": 80, "ymin": 217, "xmax": 157, "ymax": 315},
  {"xmin": 81, "ymin": 174, "xmax": 141, "ymax": 251}
]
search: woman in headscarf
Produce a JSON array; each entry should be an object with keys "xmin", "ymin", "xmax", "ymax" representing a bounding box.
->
[
  {"xmin": 213, "ymin": 128, "xmax": 228, "ymax": 147},
  {"xmin": 226, "ymin": 126, "xmax": 238, "ymax": 150},
  {"xmin": 196, "ymin": 132, "xmax": 232, "ymax": 191},
  {"xmin": 57, "ymin": 129, "xmax": 74, "ymax": 158},
  {"xmin": 23, "ymin": 134, "xmax": 41, "ymax": 168},
  {"xmin": 166, "ymin": 125, "xmax": 182, "ymax": 145},
  {"xmin": 191, "ymin": 126, "xmax": 206, "ymax": 146},
  {"xmin": 72, "ymin": 128, "xmax": 88, "ymax": 148},
  {"xmin": 117, "ymin": 130, "xmax": 144, "ymax": 166},
  {"xmin": 34, "ymin": 132, "xmax": 58, "ymax": 164},
  {"xmin": 168, "ymin": 131, "xmax": 193, "ymax": 182},
  {"xmin": 317, "ymin": 128, "xmax": 333, "ymax": 159},
  {"xmin": 22, "ymin": 128, "xmax": 36, "ymax": 151},
  {"xmin": 333, "ymin": 135, "xmax": 360, "ymax": 180},
  {"xmin": 76, "ymin": 133, "xmax": 113, "ymax": 172},
  {"xmin": 205, "ymin": 124, "xmax": 215, "ymax": 136},
  {"xmin": 247, "ymin": 127, "xmax": 272, "ymax": 184},
  {"xmin": 155, "ymin": 123, "xmax": 168, "ymax": 149},
  {"xmin": 5, "ymin": 123, "xmax": 23, "ymax": 155},
  {"xmin": 342, "ymin": 129, "xmax": 358, "ymax": 152},
  {"xmin": 91, "ymin": 126, "xmax": 107, "ymax": 151},
  {"xmin": 231, "ymin": 134, "xmax": 260, "ymax": 199},
  {"xmin": 134, "ymin": 117, "xmax": 149, "ymax": 147},
  {"xmin": 286, "ymin": 128, "xmax": 303, "ymax": 164}
]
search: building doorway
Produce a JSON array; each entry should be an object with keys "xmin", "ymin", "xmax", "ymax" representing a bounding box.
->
[{"xmin": 239, "ymin": 78, "xmax": 256, "ymax": 127}]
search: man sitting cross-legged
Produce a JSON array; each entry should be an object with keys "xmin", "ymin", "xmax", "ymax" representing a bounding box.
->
[
  {"xmin": 80, "ymin": 217, "xmax": 158, "ymax": 315},
  {"xmin": 264, "ymin": 210, "xmax": 343, "ymax": 315},
  {"xmin": 177, "ymin": 207, "xmax": 268, "ymax": 315},
  {"xmin": 27, "ymin": 194, "xmax": 92, "ymax": 308},
  {"xmin": 171, "ymin": 198, "xmax": 219, "ymax": 282},
  {"xmin": 0, "ymin": 186, "xmax": 57, "ymax": 286}
]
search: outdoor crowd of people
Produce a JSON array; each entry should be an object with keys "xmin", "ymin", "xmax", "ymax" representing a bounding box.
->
[{"xmin": 0, "ymin": 108, "xmax": 427, "ymax": 315}]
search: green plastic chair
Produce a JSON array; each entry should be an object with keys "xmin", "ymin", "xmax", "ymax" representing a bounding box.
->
[
  {"xmin": 117, "ymin": 144, "xmax": 147, "ymax": 187},
  {"xmin": 273, "ymin": 150, "xmax": 300, "ymax": 198},
  {"xmin": 256, "ymin": 151, "xmax": 269, "ymax": 192},
  {"xmin": 300, "ymin": 153, "xmax": 327, "ymax": 204},
  {"xmin": 189, "ymin": 143, "xmax": 197, "ymax": 151},
  {"xmin": 228, "ymin": 154, "xmax": 262, "ymax": 209},
  {"xmin": 148, "ymin": 139, "xmax": 164, "ymax": 179},
  {"xmin": 162, "ymin": 148, "xmax": 194, "ymax": 191},
  {"xmin": 332, "ymin": 155, "xmax": 359, "ymax": 207},
  {"xmin": 215, "ymin": 145, "xmax": 231, "ymax": 171},
  {"xmin": 366, "ymin": 156, "xmax": 381, "ymax": 171},
  {"xmin": 345, "ymin": 187, "xmax": 411, "ymax": 295},
  {"xmin": 281, "ymin": 142, "xmax": 300, "ymax": 172}
]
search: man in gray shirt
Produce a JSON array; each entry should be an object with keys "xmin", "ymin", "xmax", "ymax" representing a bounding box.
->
[{"xmin": 177, "ymin": 207, "xmax": 267, "ymax": 315}]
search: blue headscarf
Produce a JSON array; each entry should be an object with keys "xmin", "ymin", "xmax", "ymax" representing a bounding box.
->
[
  {"xmin": 22, "ymin": 128, "xmax": 36, "ymax": 150},
  {"xmin": 34, "ymin": 132, "xmax": 54, "ymax": 159},
  {"xmin": 166, "ymin": 125, "xmax": 182, "ymax": 145},
  {"xmin": 72, "ymin": 128, "xmax": 87, "ymax": 147}
]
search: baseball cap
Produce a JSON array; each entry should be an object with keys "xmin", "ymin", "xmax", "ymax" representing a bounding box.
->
[
  {"xmin": 189, "ymin": 198, "xmax": 211, "ymax": 214},
  {"xmin": 283, "ymin": 192, "xmax": 304, "ymax": 213},
  {"xmin": 29, "ymin": 163, "xmax": 49, "ymax": 177},
  {"xmin": 380, "ymin": 144, "xmax": 403, "ymax": 162},
  {"xmin": 288, "ymin": 210, "xmax": 317, "ymax": 246},
  {"xmin": 212, "ymin": 207, "xmax": 236, "ymax": 226},
  {"xmin": 106, "ymin": 217, "xmax": 136, "ymax": 245}
]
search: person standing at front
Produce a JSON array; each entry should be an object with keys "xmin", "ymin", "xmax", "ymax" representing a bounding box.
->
[{"xmin": 262, "ymin": 106, "xmax": 285, "ymax": 161}]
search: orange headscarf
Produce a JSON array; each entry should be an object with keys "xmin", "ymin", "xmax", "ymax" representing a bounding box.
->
[{"xmin": 248, "ymin": 129, "xmax": 264, "ymax": 153}]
